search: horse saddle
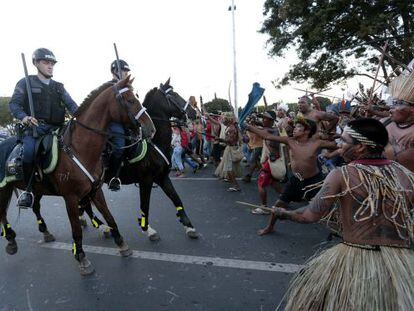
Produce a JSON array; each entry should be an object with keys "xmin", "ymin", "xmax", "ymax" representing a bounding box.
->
[
  {"xmin": 0, "ymin": 132, "xmax": 60, "ymax": 188},
  {"xmin": 127, "ymin": 139, "xmax": 148, "ymax": 164},
  {"xmin": 35, "ymin": 132, "xmax": 59, "ymax": 173}
]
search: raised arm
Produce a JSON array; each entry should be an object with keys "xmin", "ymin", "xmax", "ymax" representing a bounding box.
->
[
  {"xmin": 319, "ymin": 139, "xmax": 339, "ymax": 150},
  {"xmin": 245, "ymin": 124, "xmax": 289, "ymax": 144},
  {"xmin": 311, "ymin": 94, "xmax": 322, "ymax": 111},
  {"xmin": 206, "ymin": 114, "xmax": 221, "ymax": 126},
  {"xmin": 274, "ymin": 169, "xmax": 342, "ymax": 223}
]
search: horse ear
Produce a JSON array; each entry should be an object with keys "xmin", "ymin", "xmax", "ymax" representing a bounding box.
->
[
  {"xmin": 129, "ymin": 77, "xmax": 135, "ymax": 85},
  {"xmin": 118, "ymin": 74, "xmax": 130, "ymax": 87},
  {"xmin": 165, "ymin": 77, "xmax": 171, "ymax": 86}
]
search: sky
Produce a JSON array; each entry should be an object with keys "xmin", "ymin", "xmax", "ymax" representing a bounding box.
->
[{"xmin": 0, "ymin": 0, "xmax": 370, "ymax": 108}]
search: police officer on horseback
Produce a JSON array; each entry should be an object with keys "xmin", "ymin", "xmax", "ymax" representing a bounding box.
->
[
  {"xmin": 106, "ymin": 59, "xmax": 130, "ymax": 191},
  {"xmin": 9, "ymin": 48, "xmax": 78, "ymax": 208}
]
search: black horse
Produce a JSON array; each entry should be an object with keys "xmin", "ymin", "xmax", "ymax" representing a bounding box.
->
[{"xmin": 33, "ymin": 79, "xmax": 198, "ymax": 241}]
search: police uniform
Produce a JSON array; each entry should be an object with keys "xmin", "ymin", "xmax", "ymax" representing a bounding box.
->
[
  {"xmin": 9, "ymin": 75, "xmax": 78, "ymax": 164},
  {"xmin": 106, "ymin": 59, "xmax": 130, "ymax": 191},
  {"xmin": 8, "ymin": 47, "xmax": 78, "ymax": 208}
]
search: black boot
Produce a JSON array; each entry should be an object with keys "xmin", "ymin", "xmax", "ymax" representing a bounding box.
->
[
  {"xmin": 108, "ymin": 156, "xmax": 122, "ymax": 191},
  {"xmin": 17, "ymin": 163, "xmax": 34, "ymax": 209}
]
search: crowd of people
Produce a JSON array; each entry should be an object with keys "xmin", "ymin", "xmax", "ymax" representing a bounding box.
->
[{"xmin": 170, "ymin": 78, "xmax": 414, "ymax": 309}]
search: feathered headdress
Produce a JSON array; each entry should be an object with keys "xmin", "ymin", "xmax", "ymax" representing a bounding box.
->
[{"xmin": 389, "ymin": 70, "xmax": 414, "ymax": 104}]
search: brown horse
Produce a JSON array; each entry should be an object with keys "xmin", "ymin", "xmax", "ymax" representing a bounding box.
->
[{"xmin": 0, "ymin": 75, "xmax": 155, "ymax": 275}]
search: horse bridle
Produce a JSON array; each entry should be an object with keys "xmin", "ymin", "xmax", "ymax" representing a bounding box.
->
[
  {"xmin": 151, "ymin": 85, "xmax": 187, "ymax": 123},
  {"xmin": 64, "ymin": 85, "xmax": 146, "ymax": 148},
  {"xmin": 113, "ymin": 84, "xmax": 148, "ymax": 130}
]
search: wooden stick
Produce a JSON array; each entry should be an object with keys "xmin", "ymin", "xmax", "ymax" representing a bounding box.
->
[
  {"xmin": 292, "ymin": 88, "xmax": 339, "ymax": 100},
  {"xmin": 235, "ymin": 201, "xmax": 274, "ymax": 213},
  {"xmin": 263, "ymin": 96, "xmax": 268, "ymax": 110},
  {"xmin": 368, "ymin": 41, "xmax": 388, "ymax": 106}
]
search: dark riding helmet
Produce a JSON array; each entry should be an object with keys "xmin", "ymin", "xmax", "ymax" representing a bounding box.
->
[
  {"xmin": 110, "ymin": 59, "xmax": 130, "ymax": 74},
  {"xmin": 32, "ymin": 48, "xmax": 57, "ymax": 65}
]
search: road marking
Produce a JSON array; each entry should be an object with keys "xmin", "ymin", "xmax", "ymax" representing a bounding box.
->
[{"xmin": 40, "ymin": 241, "xmax": 303, "ymax": 273}]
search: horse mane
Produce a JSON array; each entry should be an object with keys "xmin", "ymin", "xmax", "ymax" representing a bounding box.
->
[
  {"xmin": 74, "ymin": 82, "xmax": 114, "ymax": 117},
  {"xmin": 142, "ymin": 87, "xmax": 158, "ymax": 108}
]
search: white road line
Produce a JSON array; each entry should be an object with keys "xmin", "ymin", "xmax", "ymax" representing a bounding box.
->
[
  {"xmin": 170, "ymin": 177, "xmax": 257, "ymax": 181},
  {"xmin": 40, "ymin": 241, "xmax": 303, "ymax": 273}
]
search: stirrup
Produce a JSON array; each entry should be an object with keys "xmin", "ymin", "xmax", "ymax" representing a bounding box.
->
[
  {"xmin": 17, "ymin": 191, "xmax": 34, "ymax": 209},
  {"xmin": 108, "ymin": 177, "xmax": 121, "ymax": 191}
]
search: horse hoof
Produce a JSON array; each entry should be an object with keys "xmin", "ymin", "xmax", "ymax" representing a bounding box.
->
[
  {"xmin": 119, "ymin": 243, "xmax": 133, "ymax": 257},
  {"xmin": 79, "ymin": 257, "xmax": 95, "ymax": 276},
  {"xmin": 185, "ymin": 227, "xmax": 199, "ymax": 239},
  {"xmin": 43, "ymin": 232, "xmax": 56, "ymax": 243},
  {"xmin": 148, "ymin": 233, "xmax": 160, "ymax": 242},
  {"xmin": 103, "ymin": 230, "xmax": 111, "ymax": 239},
  {"xmin": 6, "ymin": 241, "xmax": 18, "ymax": 255},
  {"xmin": 99, "ymin": 225, "xmax": 111, "ymax": 239},
  {"xmin": 80, "ymin": 217, "xmax": 87, "ymax": 228}
]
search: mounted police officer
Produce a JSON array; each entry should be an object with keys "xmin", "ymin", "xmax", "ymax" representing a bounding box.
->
[
  {"xmin": 106, "ymin": 59, "xmax": 130, "ymax": 191},
  {"xmin": 9, "ymin": 48, "xmax": 78, "ymax": 208}
]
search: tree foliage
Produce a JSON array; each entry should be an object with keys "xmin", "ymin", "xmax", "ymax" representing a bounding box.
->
[
  {"xmin": 0, "ymin": 97, "xmax": 14, "ymax": 128},
  {"xmin": 261, "ymin": 0, "xmax": 414, "ymax": 90},
  {"xmin": 203, "ymin": 98, "xmax": 233, "ymax": 114}
]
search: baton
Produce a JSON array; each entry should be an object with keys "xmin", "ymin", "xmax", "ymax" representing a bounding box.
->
[
  {"xmin": 113, "ymin": 43, "xmax": 122, "ymax": 81},
  {"xmin": 21, "ymin": 53, "xmax": 38, "ymax": 138}
]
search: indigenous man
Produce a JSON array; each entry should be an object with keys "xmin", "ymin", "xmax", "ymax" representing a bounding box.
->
[
  {"xmin": 245, "ymin": 117, "xmax": 337, "ymax": 234},
  {"xmin": 273, "ymin": 118, "xmax": 414, "ymax": 310},
  {"xmin": 242, "ymin": 122, "xmax": 263, "ymax": 183},
  {"xmin": 214, "ymin": 112, "xmax": 242, "ymax": 191},
  {"xmin": 249, "ymin": 111, "xmax": 284, "ymax": 214},
  {"xmin": 243, "ymin": 111, "xmax": 276, "ymax": 183},
  {"xmin": 106, "ymin": 59, "xmax": 131, "ymax": 191},
  {"xmin": 297, "ymin": 95, "xmax": 339, "ymax": 137},
  {"xmin": 275, "ymin": 103, "xmax": 293, "ymax": 136},
  {"xmin": 382, "ymin": 100, "xmax": 414, "ymax": 172},
  {"xmin": 9, "ymin": 48, "xmax": 78, "ymax": 208}
]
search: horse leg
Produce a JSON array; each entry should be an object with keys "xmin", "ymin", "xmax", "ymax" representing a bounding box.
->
[
  {"xmin": 0, "ymin": 186, "xmax": 18, "ymax": 254},
  {"xmin": 77, "ymin": 203, "xmax": 88, "ymax": 228},
  {"xmin": 139, "ymin": 180, "xmax": 160, "ymax": 241},
  {"xmin": 90, "ymin": 189, "xmax": 132, "ymax": 256},
  {"xmin": 156, "ymin": 175, "xmax": 198, "ymax": 239},
  {"xmin": 32, "ymin": 195, "xmax": 55, "ymax": 242},
  {"xmin": 64, "ymin": 194, "xmax": 95, "ymax": 276},
  {"xmin": 79, "ymin": 199, "xmax": 111, "ymax": 238}
]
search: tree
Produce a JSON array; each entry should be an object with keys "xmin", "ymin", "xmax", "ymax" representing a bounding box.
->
[
  {"xmin": 261, "ymin": 0, "xmax": 414, "ymax": 90},
  {"xmin": 203, "ymin": 98, "xmax": 233, "ymax": 114},
  {"xmin": 0, "ymin": 97, "xmax": 14, "ymax": 129}
]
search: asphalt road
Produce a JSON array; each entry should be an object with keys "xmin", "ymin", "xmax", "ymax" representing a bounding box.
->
[{"xmin": 0, "ymin": 164, "xmax": 335, "ymax": 311}]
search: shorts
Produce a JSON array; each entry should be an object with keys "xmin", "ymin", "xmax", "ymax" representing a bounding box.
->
[
  {"xmin": 279, "ymin": 171, "xmax": 324, "ymax": 203},
  {"xmin": 250, "ymin": 147, "xmax": 262, "ymax": 164}
]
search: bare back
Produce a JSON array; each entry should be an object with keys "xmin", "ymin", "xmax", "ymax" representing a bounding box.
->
[{"xmin": 334, "ymin": 162, "xmax": 414, "ymax": 247}]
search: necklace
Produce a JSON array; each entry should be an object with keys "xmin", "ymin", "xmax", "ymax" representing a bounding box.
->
[{"xmin": 396, "ymin": 121, "xmax": 414, "ymax": 129}]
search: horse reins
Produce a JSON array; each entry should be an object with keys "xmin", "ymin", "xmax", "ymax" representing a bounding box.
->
[{"xmin": 59, "ymin": 84, "xmax": 147, "ymax": 186}]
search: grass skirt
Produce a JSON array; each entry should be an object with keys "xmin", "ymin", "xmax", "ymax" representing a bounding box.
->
[
  {"xmin": 283, "ymin": 243, "xmax": 414, "ymax": 311},
  {"xmin": 214, "ymin": 146, "xmax": 242, "ymax": 178}
]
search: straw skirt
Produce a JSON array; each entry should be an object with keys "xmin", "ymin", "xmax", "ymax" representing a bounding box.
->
[{"xmin": 283, "ymin": 243, "xmax": 414, "ymax": 311}]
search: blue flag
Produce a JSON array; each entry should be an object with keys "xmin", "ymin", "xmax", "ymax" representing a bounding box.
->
[{"xmin": 239, "ymin": 82, "xmax": 265, "ymax": 128}]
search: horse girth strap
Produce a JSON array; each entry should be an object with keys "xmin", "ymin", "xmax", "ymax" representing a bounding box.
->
[{"xmin": 149, "ymin": 141, "xmax": 170, "ymax": 166}]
